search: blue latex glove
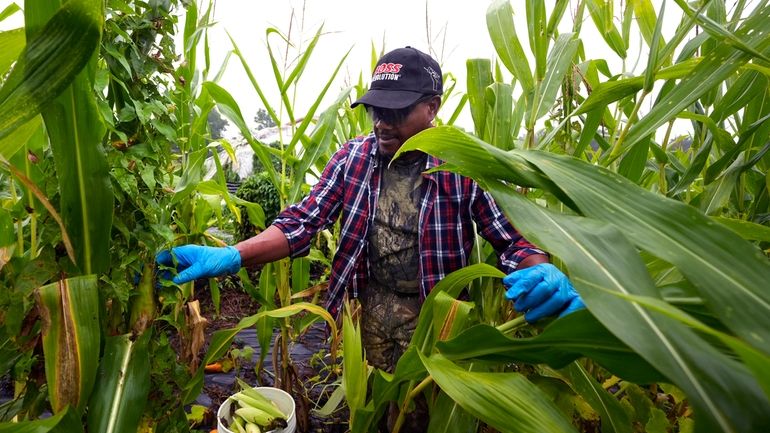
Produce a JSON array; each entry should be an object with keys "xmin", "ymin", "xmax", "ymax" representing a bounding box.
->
[
  {"xmin": 156, "ymin": 245, "xmax": 241, "ymax": 285},
  {"xmin": 503, "ymin": 263, "xmax": 585, "ymax": 323}
]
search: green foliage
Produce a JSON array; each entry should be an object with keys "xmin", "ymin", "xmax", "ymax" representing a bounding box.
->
[
  {"xmin": 334, "ymin": 1, "xmax": 770, "ymax": 432},
  {"xmin": 234, "ymin": 172, "xmax": 280, "ymax": 241},
  {"xmin": 0, "ymin": 0, "xmax": 244, "ymax": 431},
  {"xmin": 250, "ymin": 140, "xmax": 283, "ymax": 177},
  {"xmin": 4, "ymin": 0, "xmax": 769, "ymax": 431}
]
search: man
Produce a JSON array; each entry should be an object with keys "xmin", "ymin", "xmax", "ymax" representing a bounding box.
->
[{"xmin": 158, "ymin": 46, "xmax": 584, "ymax": 430}]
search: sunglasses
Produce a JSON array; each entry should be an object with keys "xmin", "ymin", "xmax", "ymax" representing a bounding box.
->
[{"xmin": 366, "ymin": 95, "xmax": 436, "ymax": 126}]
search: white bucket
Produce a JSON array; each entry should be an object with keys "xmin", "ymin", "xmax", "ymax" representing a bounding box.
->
[{"xmin": 217, "ymin": 386, "xmax": 296, "ymax": 433}]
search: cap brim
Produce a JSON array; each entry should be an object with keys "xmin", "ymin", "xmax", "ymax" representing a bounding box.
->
[{"xmin": 351, "ymin": 89, "xmax": 425, "ymax": 109}]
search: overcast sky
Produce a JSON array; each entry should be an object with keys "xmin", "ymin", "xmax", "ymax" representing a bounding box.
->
[
  {"xmin": 1, "ymin": 0, "xmax": 685, "ymax": 132},
  {"xmin": 204, "ymin": 0, "xmax": 503, "ymax": 129},
  {"xmin": 199, "ymin": 0, "xmax": 687, "ymax": 132}
]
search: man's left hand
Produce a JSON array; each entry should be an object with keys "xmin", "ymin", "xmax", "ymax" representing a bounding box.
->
[{"xmin": 503, "ymin": 263, "xmax": 585, "ymax": 323}]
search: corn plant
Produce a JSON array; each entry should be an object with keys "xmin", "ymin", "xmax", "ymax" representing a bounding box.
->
[
  {"xmin": 0, "ymin": 1, "xmax": 109, "ymax": 431},
  {"xmin": 188, "ymin": 14, "xmax": 361, "ymax": 428},
  {"xmin": 351, "ymin": 1, "xmax": 770, "ymax": 432},
  {"xmin": 0, "ymin": 0, "xmax": 258, "ymax": 431}
]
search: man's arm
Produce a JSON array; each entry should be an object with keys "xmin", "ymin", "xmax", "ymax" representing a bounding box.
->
[
  {"xmin": 235, "ymin": 225, "xmax": 290, "ymax": 267},
  {"xmin": 157, "ymin": 142, "xmax": 353, "ymax": 284}
]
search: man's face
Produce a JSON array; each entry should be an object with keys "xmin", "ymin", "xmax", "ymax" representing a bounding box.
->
[{"xmin": 367, "ymin": 96, "xmax": 441, "ymax": 157}]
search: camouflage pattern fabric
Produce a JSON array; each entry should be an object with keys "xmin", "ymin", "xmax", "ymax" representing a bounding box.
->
[{"xmin": 361, "ymin": 153, "xmax": 429, "ymax": 432}]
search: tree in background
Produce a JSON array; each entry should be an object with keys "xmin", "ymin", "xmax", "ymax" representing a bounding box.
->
[
  {"xmin": 207, "ymin": 108, "xmax": 228, "ymax": 139},
  {"xmin": 254, "ymin": 107, "xmax": 276, "ymax": 130}
]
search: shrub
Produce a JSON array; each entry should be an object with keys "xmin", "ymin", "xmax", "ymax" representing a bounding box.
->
[{"xmin": 235, "ymin": 172, "xmax": 281, "ymax": 241}]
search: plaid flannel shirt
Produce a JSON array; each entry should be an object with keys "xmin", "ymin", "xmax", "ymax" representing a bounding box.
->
[{"xmin": 272, "ymin": 132, "xmax": 546, "ymax": 319}]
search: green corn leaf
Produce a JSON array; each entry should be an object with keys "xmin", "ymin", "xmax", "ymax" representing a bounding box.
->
[
  {"xmin": 574, "ymin": 58, "xmax": 701, "ymax": 116},
  {"xmin": 170, "ymin": 148, "xmax": 207, "ymax": 204},
  {"xmin": 0, "ymin": 28, "xmax": 24, "ymax": 77},
  {"xmin": 402, "ymin": 127, "xmax": 770, "ymax": 431},
  {"xmin": 621, "ymin": 1, "xmax": 633, "ymax": 53},
  {"xmin": 258, "ymin": 262, "xmax": 277, "ymax": 310},
  {"xmin": 313, "ymin": 381, "xmax": 347, "ymax": 418},
  {"xmin": 431, "ymin": 291, "xmax": 473, "ymax": 343},
  {"xmin": 0, "ymin": 407, "xmax": 83, "ymax": 433},
  {"xmin": 668, "ymin": 134, "xmax": 714, "ymax": 197},
  {"xmin": 26, "ymin": 0, "xmax": 111, "ymax": 275},
  {"xmin": 0, "ymin": 0, "xmax": 102, "ymax": 141},
  {"xmin": 291, "ymin": 257, "xmax": 310, "ymax": 294},
  {"xmin": 44, "ymin": 78, "xmax": 113, "ymax": 274},
  {"xmin": 0, "ymin": 3, "xmax": 21, "ymax": 22},
  {"xmin": 623, "ymin": 5, "xmax": 770, "ymax": 151},
  {"xmin": 0, "ymin": 115, "xmax": 40, "ymax": 160},
  {"xmin": 411, "ymin": 263, "xmax": 504, "ymax": 355},
  {"xmin": 710, "ymin": 70, "xmax": 767, "ymax": 122},
  {"xmin": 705, "ymin": 99, "xmax": 770, "ymax": 184},
  {"xmin": 486, "ymin": 0, "xmax": 534, "ymax": 92},
  {"xmin": 203, "ymin": 81, "xmax": 279, "ymax": 187},
  {"xmin": 618, "ymin": 136, "xmax": 649, "ymax": 183},
  {"xmin": 444, "ymin": 93, "xmax": 468, "ymax": 126},
  {"xmin": 427, "ymin": 389, "xmax": 478, "ymax": 433},
  {"xmin": 597, "ymin": 289, "xmax": 770, "ymax": 401},
  {"xmin": 489, "ymin": 176, "xmax": 770, "ymax": 432},
  {"xmin": 656, "ymin": 2, "xmax": 699, "ymax": 64},
  {"xmin": 668, "ymin": 111, "xmax": 740, "ymax": 196},
  {"xmin": 631, "ymin": 0, "xmax": 666, "ymax": 54},
  {"xmin": 38, "ymin": 275, "xmax": 101, "ymax": 414},
  {"xmin": 227, "ymin": 31, "xmax": 281, "ymax": 129},
  {"xmin": 510, "ymin": 92, "xmax": 526, "ymax": 141},
  {"xmin": 526, "ymin": 0, "xmax": 547, "ymax": 81},
  {"xmin": 466, "ymin": 59, "xmax": 493, "ymax": 139},
  {"xmin": 203, "ymin": 144, "xmax": 243, "ymax": 224},
  {"xmin": 560, "ymin": 362, "xmax": 633, "ymax": 433},
  {"xmin": 420, "ymin": 353, "xmax": 577, "ymax": 433},
  {"xmin": 585, "ymin": 0, "xmax": 627, "ymax": 58},
  {"xmin": 713, "ymin": 216, "xmax": 770, "ymax": 242},
  {"xmin": 288, "ymin": 87, "xmax": 352, "ymax": 204},
  {"xmin": 284, "ymin": 47, "xmax": 351, "ymax": 157},
  {"xmin": 700, "ymin": 155, "xmax": 743, "ymax": 215},
  {"xmin": 399, "ymin": 127, "xmax": 572, "ymax": 205},
  {"xmin": 438, "ymin": 312, "xmax": 664, "ymax": 385},
  {"xmin": 529, "ymin": 33, "xmax": 579, "ymax": 125},
  {"xmin": 575, "ymin": 108, "xmax": 603, "ymax": 157},
  {"xmin": 673, "ymin": 0, "xmax": 770, "ymax": 62},
  {"xmin": 517, "ymin": 149, "xmax": 770, "ymax": 356},
  {"xmin": 342, "ymin": 303, "xmax": 367, "ymax": 417},
  {"xmin": 254, "ymin": 305, "xmax": 275, "ymax": 372},
  {"xmin": 265, "ymin": 27, "xmax": 294, "ymax": 122},
  {"xmin": 485, "ymin": 83, "xmax": 513, "ymax": 150},
  {"xmin": 643, "ymin": 0, "xmax": 665, "ymax": 92},
  {"xmin": 204, "ymin": 302, "xmax": 339, "ymax": 371},
  {"xmin": 546, "ymin": 0, "xmax": 570, "ymax": 39},
  {"xmin": 86, "ymin": 332, "xmax": 151, "ymax": 433},
  {"xmin": 281, "ymin": 25, "xmax": 323, "ymax": 93}
]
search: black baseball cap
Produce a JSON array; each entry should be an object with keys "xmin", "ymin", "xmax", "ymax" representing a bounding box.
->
[{"xmin": 351, "ymin": 46, "xmax": 443, "ymax": 109}]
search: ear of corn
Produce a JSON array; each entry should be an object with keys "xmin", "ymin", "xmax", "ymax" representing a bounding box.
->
[
  {"xmin": 223, "ymin": 388, "xmax": 288, "ymax": 432},
  {"xmin": 231, "ymin": 392, "xmax": 285, "ymax": 419},
  {"xmin": 235, "ymin": 407, "xmax": 278, "ymax": 426},
  {"xmin": 230, "ymin": 414, "xmax": 247, "ymax": 433},
  {"xmin": 244, "ymin": 421, "xmax": 262, "ymax": 433}
]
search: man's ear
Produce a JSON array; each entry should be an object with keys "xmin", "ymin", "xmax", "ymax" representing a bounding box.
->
[{"xmin": 428, "ymin": 95, "xmax": 442, "ymax": 116}]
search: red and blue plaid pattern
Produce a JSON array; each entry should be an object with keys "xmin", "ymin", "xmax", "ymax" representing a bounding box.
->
[{"xmin": 273, "ymin": 133, "xmax": 545, "ymax": 319}]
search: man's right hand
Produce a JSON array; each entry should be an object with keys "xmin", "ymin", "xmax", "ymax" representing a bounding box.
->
[{"xmin": 156, "ymin": 245, "xmax": 241, "ymax": 284}]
